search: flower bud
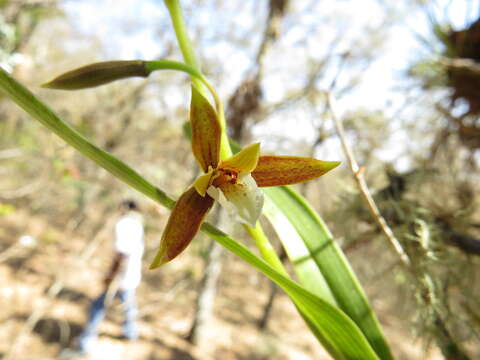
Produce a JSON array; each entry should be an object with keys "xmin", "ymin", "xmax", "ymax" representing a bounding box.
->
[{"xmin": 42, "ymin": 60, "xmax": 150, "ymax": 90}]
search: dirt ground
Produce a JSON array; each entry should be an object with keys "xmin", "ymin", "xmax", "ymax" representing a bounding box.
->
[{"xmin": 0, "ymin": 209, "xmax": 445, "ymax": 360}]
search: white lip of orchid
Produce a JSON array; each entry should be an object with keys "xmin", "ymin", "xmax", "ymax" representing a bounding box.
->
[{"xmin": 206, "ymin": 173, "xmax": 264, "ymax": 227}]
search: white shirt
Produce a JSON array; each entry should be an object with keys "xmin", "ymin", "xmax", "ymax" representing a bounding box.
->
[{"xmin": 114, "ymin": 212, "xmax": 144, "ymax": 290}]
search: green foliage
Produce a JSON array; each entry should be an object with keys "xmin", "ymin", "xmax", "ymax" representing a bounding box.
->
[{"xmin": 203, "ymin": 222, "xmax": 381, "ymax": 360}]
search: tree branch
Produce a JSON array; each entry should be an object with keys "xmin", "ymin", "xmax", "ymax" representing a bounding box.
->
[{"xmin": 326, "ymin": 92, "xmax": 411, "ymax": 266}]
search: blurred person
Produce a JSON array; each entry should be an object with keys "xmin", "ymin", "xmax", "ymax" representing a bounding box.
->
[{"xmin": 78, "ymin": 199, "xmax": 144, "ymax": 355}]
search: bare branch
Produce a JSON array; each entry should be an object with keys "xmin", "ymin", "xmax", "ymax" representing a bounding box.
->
[
  {"xmin": 438, "ymin": 56, "xmax": 480, "ymax": 76},
  {"xmin": 326, "ymin": 92, "xmax": 411, "ymax": 267}
]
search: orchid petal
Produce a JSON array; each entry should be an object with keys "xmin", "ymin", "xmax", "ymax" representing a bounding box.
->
[
  {"xmin": 150, "ymin": 187, "xmax": 214, "ymax": 268},
  {"xmin": 209, "ymin": 173, "xmax": 264, "ymax": 227},
  {"xmin": 219, "ymin": 142, "xmax": 260, "ymax": 175},
  {"xmin": 252, "ymin": 156, "xmax": 340, "ymax": 187},
  {"xmin": 190, "ymin": 85, "xmax": 221, "ymax": 172},
  {"xmin": 193, "ymin": 168, "xmax": 215, "ymax": 196}
]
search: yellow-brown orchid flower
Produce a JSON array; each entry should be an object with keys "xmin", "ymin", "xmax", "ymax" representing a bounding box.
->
[{"xmin": 150, "ymin": 86, "xmax": 340, "ymax": 268}]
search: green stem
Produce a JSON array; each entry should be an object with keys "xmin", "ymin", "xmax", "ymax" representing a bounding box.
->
[
  {"xmin": 244, "ymin": 223, "xmax": 290, "ymax": 277},
  {"xmin": 146, "ymin": 60, "xmax": 202, "ymax": 80},
  {"xmin": 163, "ymin": 0, "xmax": 203, "ymax": 91},
  {"xmin": 163, "ymin": 0, "xmax": 232, "ymax": 160},
  {"xmin": 217, "ymin": 115, "xmax": 232, "ymax": 159},
  {"xmin": 146, "ymin": 60, "xmax": 223, "ymax": 116}
]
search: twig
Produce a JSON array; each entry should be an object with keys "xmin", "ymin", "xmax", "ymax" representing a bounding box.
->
[
  {"xmin": 0, "ymin": 148, "xmax": 23, "ymax": 159},
  {"xmin": 326, "ymin": 92, "xmax": 411, "ymax": 267},
  {"xmin": 0, "ymin": 179, "xmax": 46, "ymax": 199},
  {"xmin": 437, "ymin": 56, "xmax": 480, "ymax": 76},
  {"xmin": 0, "ymin": 242, "xmax": 21, "ymax": 264}
]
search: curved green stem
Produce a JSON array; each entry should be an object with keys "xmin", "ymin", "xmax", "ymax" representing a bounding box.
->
[
  {"xmin": 146, "ymin": 60, "xmax": 223, "ymax": 116},
  {"xmin": 146, "ymin": 59, "xmax": 202, "ymax": 80},
  {"xmin": 163, "ymin": 0, "xmax": 231, "ymax": 160}
]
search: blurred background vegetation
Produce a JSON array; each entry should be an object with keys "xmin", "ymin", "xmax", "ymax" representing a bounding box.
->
[{"xmin": 0, "ymin": 0, "xmax": 479, "ymax": 359}]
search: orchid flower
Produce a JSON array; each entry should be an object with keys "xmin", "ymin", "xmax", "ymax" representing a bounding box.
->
[{"xmin": 150, "ymin": 86, "xmax": 340, "ymax": 268}]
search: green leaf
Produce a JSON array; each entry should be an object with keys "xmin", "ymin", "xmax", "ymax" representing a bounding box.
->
[
  {"xmin": 201, "ymin": 222, "xmax": 380, "ymax": 360},
  {"xmin": 263, "ymin": 186, "xmax": 393, "ymax": 360},
  {"xmin": 262, "ymin": 196, "xmax": 337, "ymax": 304},
  {"xmin": 1, "ymin": 68, "xmax": 380, "ymax": 360}
]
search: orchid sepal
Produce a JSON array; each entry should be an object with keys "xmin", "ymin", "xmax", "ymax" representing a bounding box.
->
[
  {"xmin": 190, "ymin": 85, "xmax": 221, "ymax": 172},
  {"xmin": 150, "ymin": 187, "xmax": 214, "ymax": 268},
  {"xmin": 252, "ymin": 156, "xmax": 340, "ymax": 187}
]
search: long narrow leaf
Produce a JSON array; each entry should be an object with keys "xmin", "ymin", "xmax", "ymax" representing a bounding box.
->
[
  {"xmin": 202, "ymin": 222, "xmax": 380, "ymax": 360},
  {"xmin": 264, "ymin": 186, "xmax": 393, "ymax": 360},
  {"xmin": 263, "ymin": 196, "xmax": 337, "ymax": 304}
]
